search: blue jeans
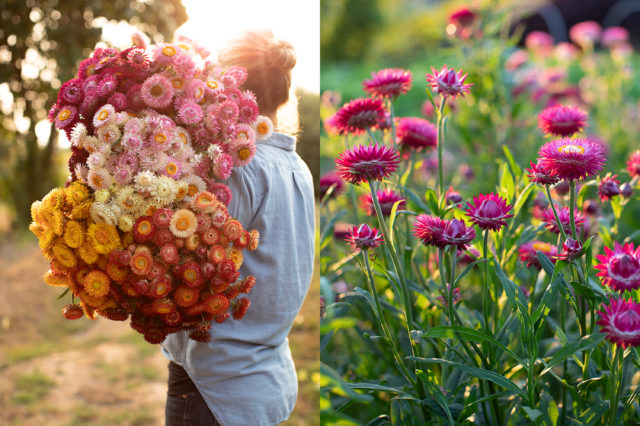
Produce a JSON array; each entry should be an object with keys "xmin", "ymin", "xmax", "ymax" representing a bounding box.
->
[{"xmin": 165, "ymin": 361, "xmax": 221, "ymax": 426}]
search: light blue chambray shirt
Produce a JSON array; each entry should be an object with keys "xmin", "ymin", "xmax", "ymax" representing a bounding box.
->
[{"xmin": 162, "ymin": 132, "xmax": 315, "ymax": 426}]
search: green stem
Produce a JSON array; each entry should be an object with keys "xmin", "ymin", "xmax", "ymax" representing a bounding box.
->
[
  {"xmin": 482, "ymin": 229, "xmax": 491, "ymax": 332},
  {"xmin": 436, "ymin": 97, "xmax": 447, "ymax": 200},
  {"xmin": 544, "ymin": 185, "xmax": 568, "ymax": 241},
  {"xmin": 389, "ymin": 101, "xmax": 397, "ymax": 149},
  {"xmin": 569, "ymin": 180, "xmax": 578, "ymax": 240},
  {"xmin": 608, "ymin": 345, "xmax": 623, "ymax": 426}
]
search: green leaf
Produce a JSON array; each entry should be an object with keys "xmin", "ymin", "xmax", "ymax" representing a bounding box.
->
[
  {"xmin": 320, "ymin": 317, "xmax": 359, "ymax": 334},
  {"xmin": 540, "ymin": 333, "xmax": 606, "ymax": 375},
  {"xmin": 493, "ymin": 260, "xmax": 530, "ymax": 326},
  {"xmin": 499, "ymin": 162, "xmax": 515, "ymax": 201},
  {"xmin": 320, "ymin": 362, "xmax": 374, "ymax": 402},
  {"xmin": 388, "ymin": 199, "xmax": 405, "ymax": 247},
  {"xmin": 347, "ymin": 382, "xmax": 411, "ymax": 397},
  {"xmin": 396, "ymin": 184, "xmax": 429, "ymax": 212},
  {"xmin": 425, "ymin": 188, "xmax": 439, "ymax": 216},
  {"xmin": 511, "ymin": 182, "xmax": 535, "ymax": 219},
  {"xmin": 453, "ymin": 259, "xmax": 487, "ymax": 286},
  {"xmin": 522, "ymin": 406, "xmax": 543, "ymax": 421},
  {"xmin": 502, "ymin": 145, "xmax": 522, "ymax": 178},
  {"xmin": 610, "ymin": 195, "xmax": 622, "ymax": 220},
  {"xmin": 416, "ymin": 369, "xmax": 455, "ymax": 425}
]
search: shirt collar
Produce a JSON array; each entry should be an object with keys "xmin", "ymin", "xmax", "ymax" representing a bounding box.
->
[{"xmin": 257, "ymin": 132, "xmax": 296, "ymax": 151}]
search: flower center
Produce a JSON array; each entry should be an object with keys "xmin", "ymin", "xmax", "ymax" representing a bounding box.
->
[
  {"xmin": 151, "ymin": 85, "xmax": 164, "ymax": 97},
  {"xmin": 445, "ymin": 220, "xmax": 465, "ymax": 239},
  {"xmin": 477, "ymin": 199, "xmax": 501, "ymax": 218},
  {"xmin": 138, "ymin": 221, "xmax": 151, "ymax": 234},
  {"xmin": 533, "ymin": 242, "xmax": 553, "ymax": 252},
  {"xmin": 97, "ymin": 110, "xmax": 109, "ymax": 121},
  {"xmin": 172, "ymin": 78, "xmax": 183, "ymax": 89},
  {"xmin": 257, "ymin": 122, "xmax": 269, "ymax": 135},
  {"xmin": 610, "ymin": 254, "xmax": 640, "ymax": 279},
  {"xmin": 155, "ymin": 133, "xmax": 166, "ymax": 144},
  {"xmin": 207, "ymin": 80, "xmax": 218, "ymax": 89},
  {"xmin": 162, "ymin": 46, "xmax": 177, "ymax": 56},
  {"xmin": 187, "ymin": 184, "xmax": 198, "ymax": 197},
  {"xmin": 613, "ymin": 309, "xmax": 640, "ymax": 333},
  {"xmin": 176, "ymin": 217, "xmax": 190, "ymax": 231},
  {"xmin": 238, "ymin": 148, "xmax": 251, "ymax": 160},
  {"xmin": 166, "ymin": 163, "xmax": 177, "ymax": 175},
  {"xmin": 557, "ymin": 144, "xmax": 585, "ymax": 155},
  {"xmin": 179, "ymin": 133, "xmax": 188, "ymax": 145},
  {"xmin": 59, "ymin": 109, "xmax": 71, "ymax": 121},
  {"xmin": 184, "ymin": 269, "xmax": 197, "ymax": 281}
]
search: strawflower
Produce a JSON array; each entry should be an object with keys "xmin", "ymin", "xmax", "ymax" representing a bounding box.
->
[
  {"xmin": 318, "ymin": 171, "xmax": 345, "ymax": 200},
  {"xmin": 518, "ymin": 241, "xmax": 558, "ymax": 270},
  {"xmin": 395, "ymin": 117, "xmax": 437, "ymax": 152},
  {"xmin": 465, "ymin": 193, "xmax": 513, "ymax": 231},
  {"xmin": 426, "ymin": 65, "xmax": 472, "ymax": 98},
  {"xmin": 526, "ymin": 161, "xmax": 560, "ymax": 185},
  {"xmin": 345, "ymin": 224, "xmax": 383, "ymax": 251},
  {"xmin": 331, "ymin": 98, "xmax": 387, "ymax": 135},
  {"xmin": 537, "ymin": 104, "xmax": 588, "ymax": 137},
  {"xmin": 598, "ymin": 174, "xmax": 620, "ymax": 202},
  {"xmin": 537, "ymin": 137, "xmax": 606, "ymax": 181},
  {"xmin": 442, "ymin": 219, "xmax": 476, "ymax": 250},
  {"xmin": 362, "ymin": 68, "xmax": 413, "ymax": 100},
  {"xmin": 626, "ymin": 150, "xmax": 640, "ymax": 178},
  {"xmin": 541, "ymin": 206, "xmax": 585, "ymax": 236},
  {"xmin": 413, "ymin": 214, "xmax": 446, "ymax": 249},
  {"xmin": 335, "ymin": 144, "xmax": 400, "ymax": 185},
  {"xmin": 360, "ymin": 189, "xmax": 405, "ymax": 217},
  {"xmin": 595, "ymin": 242, "xmax": 640, "ymax": 292},
  {"xmin": 597, "ymin": 297, "xmax": 640, "ymax": 348}
]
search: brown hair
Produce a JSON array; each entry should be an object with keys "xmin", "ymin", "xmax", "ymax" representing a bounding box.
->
[{"xmin": 218, "ymin": 30, "xmax": 296, "ymax": 117}]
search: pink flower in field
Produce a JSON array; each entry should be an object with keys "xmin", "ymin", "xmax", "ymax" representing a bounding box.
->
[
  {"xmin": 569, "ymin": 21, "xmax": 602, "ymax": 47},
  {"xmin": 141, "ymin": 74, "xmax": 174, "ymax": 109},
  {"xmin": 602, "ymin": 27, "xmax": 629, "ymax": 48},
  {"xmin": 626, "ymin": 150, "xmax": 640, "ymax": 178},
  {"xmin": 595, "ymin": 242, "xmax": 640, "ymax": 292},
  {"xmin": 335, "ymin": 144, "xmax": 400, "ymax": 185},
  {"xmin": 505, "ymin": 50, "xmax": 528, "ymax": 71},
  {"xmin": 537, "ymin": 138, "xmax": 606, "ymax": 181},
  {"xmin": 558, "ymin": 238, "xmax": 583, "ymax": 261},
  {"xmin": 395, "ymin": 117, "xmax": 437, "ymax": 153},
  {"xmin": 525, "ymin": 31, "xmax": 554, "ymax": 54},
  {"xmin": 442, "ymin": 219, "xmax": 476, "ymax": 250},
  {"xmin": 319, "ymin": 171, "xmax": 345, "ymax": 200},
  {"xmin": 597, "ymin": 297, "xmax": 640, "ymax": 348},
  {"xmin": 554, "ymin": 43, "xmax": 579, "ymax": 61},
  {"xmin": 526, "ymin": 161, "xmax": 560, "ymax": 186},
  {"xmin": 345, "ymin": 224, "xmax": 383, "ymax": 251},
  {"xmin": 413, "ymin": 214, "xmax": 447, "ymax": 249},
  {"xmin": 446, "ymin": 187, "xmax": 463, "ymax": 205},
  {"xmin": 538, "ymin": 105, "xmax": 588, "ymax": 137},
  {"xmin": 363, "ymin": 68, "xmax": 412, "ymax": 100},
  {"xmin": 518, "ymin": 241, "xmax": 558, "ymax": 270},
  {"xmin": 426, "ymin": 65, "xmax": 472, "ymax": 99},
  {"xmin": 331, "ymin": 98, "xmax": 387, "ymax": 135},
  {"xmin": 598, "ymin": 174, "xmax": 620, "ymax": 202},
  {"xmin": 465, "ymin": 193, "xmax": 513, "ymax": 232},
  {"xmin": 437, "ymin": 285, "xmax": 461, "ymax": 307},
  {"xmin": 421, "ymin": 101, "xmax": 435, "ymax": 118},
  {"xmin": 541, "ymin": 206, "xmax": 584, "ymax": 236},
  {"xmin": 360, "ymin": 189, "xmax": 405, "ymax": 217}
]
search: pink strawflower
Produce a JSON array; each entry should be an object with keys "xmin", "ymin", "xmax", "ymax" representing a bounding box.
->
[
  {"xmin": 595, "ymin": 242, "xmax": 640, "ymax": 292},
  {"xmin": 208, "ymin": 182, "xmax": 232, "ymax": 207},
  {"xmin": 558, "ymin": 238, "xmax": 583, "ymax": 262},
  {"xmin": 345, "ymin": 224, "xmax": 383, "ymax": 251},
  {"xmin": 446, "ymin": 187, "xmax": 463, "ymax": 205},
  {"xmin": 141, "ymin": 74, "xmax": 174, "ymax": 109},
  {"xmin": 362, "ymin": 68, "xmax": 413, "ymax": 100},
  {"xmin": 238, "ymin": 99, "xmax": 259, "ymax": 124},
  {"xmin": 537, "ymin": 138, "xmax": 606, "ymax": 181},
  {"xmin": 186, "ymin": 79, "xmax": 206, "ymax": 103},
  {"xmin": 538, "ymin": 105, "xmax": 588, "ymax": 137},
  {"xmin": 216, "ymin": 100, "xmax": 239, "ymax": 123},
  {"xmin": 360, "ymin": 189, "xmax": 405, "ymax": 217},
  {"xmin": 59, "ymin": 78, "xmax": 83, "ymax": 105},
  {"xmin": 319, "ymin": 171, "xmax": 345, "ymax": 200},
  {"xmin": 212, "ymin": 153, "xmax": 234, "ymax": 180},
  {"xmin": 602, "ymin": 27, "xmax": 629, "ymax": 48},
  {"xmin": 335, "ymin": 144, "xmax": 400, "ymax": 185},
  {"xmin": 525, "ymin": 31, "xmax": 554, "ymax": 54},
  {"xmin": 569, "ymin": 21, "xmax": 602, "ymax": 47},
  {"xmin": 226, "ymin": 66, "xmax": 248, "ymax": 86},
  {"xmin": 597, "ymin": 297, "xmax": 640, "ymax": 348},
  {"xmin": 541, "ymin": 206, "xmax": 584, "ymax": 236},
  {"xmin": 465, "ymin": 193, "xmax": 514, "ymax": 231},
  {"xmin": 518, "ymin": 241, "xmax": 558, "ymax": 270},
  {"xmin": 395, "ymin": 117, "xmax": 437, "ymax": 152},
  {"xmin": 626, "ymin": 150, "xmax": 640, "ymax": 178},
  {"xmin": 598, "ymin": 174, "xmax": 620, "ymax": 202},
  {"xmin": 426, "ymin": 65, "xmax": 472, "ymax": 98},
  {"xmin": 229, "ymin": 127, "xmax": 257, "ymax": 167},
  {"xmin": 526, "ymin": 161, "xmax": 560, "ymax": 186},
  {"xmin": 54, "ymin": 105, "xmax": 78, "ymax": 129},
  {"xmin": 98, "ymin": 74, "xmax": 117, "ymax": 97},
  {"xmin": 127, "ymin": 47, "xmax": 151, "ymax": 72},
  {"xmin": 441, "ymin": 219, "xmax": 476, "ymax": 250},
  {"xmin": 177, "ymin": 100, "xmax": 204, "ymax": 125},
  {"xmin": 448, "ymin": 7, "xmax": 476, "ymax": 38},
  {"xmin": 331, "ymin": 98, "xmax": 387, "ymax": 135},
  {"xmin": 413, "ymin": 214, "xmax": 447, "ymax": 249}
]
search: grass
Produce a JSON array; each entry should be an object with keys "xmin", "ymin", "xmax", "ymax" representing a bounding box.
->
[{"xmin": 11, "ymin": 371, "xmax": 56, "ymax": 405}]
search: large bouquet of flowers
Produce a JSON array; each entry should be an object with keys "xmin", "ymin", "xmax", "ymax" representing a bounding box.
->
[{"xmin": 29, "ymin": 33, "xmax": 273, "ymax": 344}]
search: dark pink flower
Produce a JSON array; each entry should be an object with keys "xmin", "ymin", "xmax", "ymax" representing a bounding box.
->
[
  {"xmin": 569, "ymin": 21, "xmax": 602, "ymax": 47},
  {"xmin": 395, "ymin": 117, "xmax": 437, "ymax": 152},
  {"xmin": 465, "ymin": 193, "xmax": 513, "ymax": 231},
  {"xmin": 208, "ymin": 182, "xmax": 232, "ymax": 207},
  {"xmin": 597, "ymin": 297, "xmax": 640, "ymax": 348},
  {"xmin": 127, "ymin": 47, "xmax": 151, "ymax": 72},
  {"xmin": 330, "ymin": 98, "xmax": 387, "ymax": 135},
  {"xmin": 335, "ymin": 144, "xmax": 400, "ymax": 185},
  {"xmin": 537, "ymin": 138, "xmax": 606, "ymax": 181},
  {"xmin": 542, "ymin": 206, "xmax": 584, "ymax": 236},
  {"xmin": 345, "ymin": 224, "xmax": 383, "ymax": 251},
  {"xmin": 601, "ymin": 27, "xmax": 629, "ymax": 48},
  {"xmin": 525, "ymin": 31, "xmax": 554, "ymax": 53},
  {"xmin": 59, "ymin": 78, "xmax": 83, "ymax": 105},
  {"xmin": 426, "ymin": 65, "xmax": 472, "ymax": 98},
  {"xmin": 626, "ymin": 150, "xmax": 640, "ymax": 178},
  {"xmin": 437, "ymin": 285, "xmax": 461, "ymax": 307},
  {"xmin": 537, "ymin": 105, "xmax": 588, "ymax": 137},
  {"xmin": 595, "ymin": 242, "xmax": 640, "ymax": 292},
  {"xmin": 620, "ymin": 182, "xmax": 633, "ymax": 198},
  {"xmin": 526, "ymin": 161, "xmax": 560, "ymax": 186},
  {"xmin": 363, "ymin": 68, "xmax": 412, "ymax": 100},
  {"xmin": 319, "ymin": 171, "xmax": 345, "ymax": 200},
  {"xmin": 449, "ymin": 7, "xmax": 476, "ymax": 28},
  {"xmin": 446, "ymin": 187, "xmax": 463, "ymax": 205},
  {"xmin": 598, "ymin": 174, "xmax": 620, "ymax": 202},
  {"xmin": 442, "ymin": 219, "xmax": 476, "ymax": 250},
  {"xmin": 558, "ymin": 238, "xmax": 583, "ymax": 261},
  {"xmin": 413, "ymin": 214, "xmax": 447, "ymax": 249},
  {"xmin": 518, "ymin": 241, "xmax": 558, "ymax": 270},
  {"xmin": 360, "ymin": 189, "xmax": 405, "ymax": 217}
]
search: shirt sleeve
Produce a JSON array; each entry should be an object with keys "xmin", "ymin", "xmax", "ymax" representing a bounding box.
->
[{"xmin": 225, "ymin": 166, "xmax": 255, "ymax": 228}]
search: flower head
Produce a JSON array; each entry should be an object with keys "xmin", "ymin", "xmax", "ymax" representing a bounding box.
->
[
  {"xmin": 253, "ymin": 115, "xmax": 273, "ymax": 141},
  {"xmin": 335, "ymin": 144, "xmax": 400, "ymax": 185},
  {"xmin": 626, "ymin": 150, "xmax": 640, "ymax": 178},
  {"xmin": 537, "ymin": 105, "xmax": 588, "ymax": 137},
  {"xmin": 595, "ymin": 242, "xmax": 640, "ymax": 292},
  {"xmin": 345, "ymin": 224, "xmax": 383, "ymax": 251},
  {"xmin": 558, "ymin": 238, "xmax": 583, "ymax": 262},
  {"xmin": 597, "ymin": 297, "xmax": 640, "ymax": 348},
  {"xmin": 442, "ymin": 219, "xmax": 476, "ymax": 250},
  {"xmin": 54, "ymin": 105, "xmax": 78, "ymax": 129},
  {"xmin": 537, "ymin": 138, "xmax": 606, "ymax": 181},
  {"xmin": 426, "ymin": 65, "xmax": 472, "ymax": 98},
  {"xmin": 141, "ymin": 74, "xmax": 174, "ymax": 108},
  {"xmin": 465, "ymin": 193, "xmax": 513, "ymax": 231},
  {"xmin": 362, "ymin": 68, "xmax": 412, "ymax": 100},
  {"xmin": 360, "ymin": 189, "xmax": 405, "ymax": 217},
  {"xmin": 331, "ymin": 98, "xmax": 387, "ymax": 135},
  {"xmin": 541, "ymin": 206, "xmax": 584, "ymax": 236},
  {"xmin": 318, "ymin": 171, "xmax": 344, "ymax": 200},
  {"xmin": 598, "ymin": 174, "xmax": 620, "ymax": 202},
  {"xmin": 526, "ymin": 161, "xmax": 560, "ymax": 186},
  {"xmin": 395, "ymin": 117, "xmax": 437, "ymax": 152},
  {"xmin": 569, "ymin": 21, "xmax": 602, "ymax": 47},
  {"xmin": 518, "ymin": 241, "xmax": 558, "ymax": 270},
  {"xmin": 413, "ymin": 214, "xmax": 447, "ymax": 249},
  {"xmin": 169, "ymin": 209, "xmax": 198, "ymax": 238}
]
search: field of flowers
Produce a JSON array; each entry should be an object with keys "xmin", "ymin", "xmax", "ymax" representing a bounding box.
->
[{"xmin": 320, "ymin": 5, "xmax": 640, "ymax": 425}]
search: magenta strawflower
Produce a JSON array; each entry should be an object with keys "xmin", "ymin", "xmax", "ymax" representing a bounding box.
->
[
  {"xmin": 426, "ymin": 65, "xmax": 472, "ymax": 98},
  {"xmin": 442, "ymin": 219, "xmax": 476, "ymax": 250},
  {"xmin": 569, "ymin": 21, "xmax": 602, "ymax": 47},
  {"xmin": 465, "ymin": 193, "xmax": 513, "ymax": 231},
  {"xmin": 597, "ymin": 297, "xmax": 640, "ymax": 348},
  {"xmin": 141, "ymin": 74, "xmax": 174, "ymax": 109},
  {"xmin": 331, "ymin": 98, "xmax": 387, "ymax": 135},
  {"xmin": 601, "ymin": 27, "xmax": 629, "ymax": 48},
  {"xmin": 537, "ymin": 137, "xmax": 606, "ymax": 181},
  {"xmin": 395, "ymin": 117, "xmax": 437, "ymax": 152},
  {"xmin": 413, "ymin": 214, "xmax": 447, "ymax": 249},
  {"xmin": 518, "ymin": 241, "xmax": 558, "ymax": 270},
  {"xmin": 127, "ymin": 47, "xmax": 151, "ymax": 72},
  {"xmin": 594, "ymin": 242, "xmax": 640, "ymax": 292},
  {"xmin": 177, "ymin": 100, "xmax": 204, "ymax": 125},
  {"xmin": 626, "ymin": 150, "xmax": 640, "ymax": 178},
  {"xmin": 319, "ymin": 171, "xmax": 345, "ymax": 200},
  {"xmin": 54, "ymin": 105, "xmax": 78, "ymax": 129},
  {"xmin": 598, "ymin": 174, "xmax": 620, "ymax": 202},
  {"xmin": 537, "ymin": 105, "xmax": 588, "ymax": 137},
  {"xmin": 525, "ymin": 31, "xmax": 554, "ymax": 53},
  {"xmin": 558, "ymin": 238, "xmax": 583, "ymax": 261},
  {"xmin": 59, "ymin": 79, "xmax": 83, "ymax": 105},
  {"xmin": 526, "ymin": 161, "xmax": 560, "ymax": 185},
  {"xmin": 360, "ymin": 189, "xmax": 405, "ymax": 217},
  {"xmin": 345, "ymin": 224, "xmax": 383, "ymax": 251},
  {"xmin": 362, "ymin": 68, "xmax": 412, "ymax": 100},
  {"xmin": 335, "ymin": 144, "xmax": 400, "ymax": 185},
  {"xmin": 542, "ymin": 206, "xmax": 584, "ymax": 236}
]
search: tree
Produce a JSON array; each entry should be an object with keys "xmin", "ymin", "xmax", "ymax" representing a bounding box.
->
[{"xmin": 0, "ymin": 0, "xmax": 187, "ymax": 227}]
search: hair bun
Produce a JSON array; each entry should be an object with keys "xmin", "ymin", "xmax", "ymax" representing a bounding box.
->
[{"xmin": 267, "ymin": 40, "xmax": 296, "ymax": 71}]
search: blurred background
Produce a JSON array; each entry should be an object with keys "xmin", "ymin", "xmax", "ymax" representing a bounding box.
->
[{"xmin": 0, "ymin": 1, "xmax": 319, "ymax": 425}]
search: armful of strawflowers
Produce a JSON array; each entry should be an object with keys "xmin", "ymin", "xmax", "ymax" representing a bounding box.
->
[
  {"xmin": 29, "ymin": 32, "xmax": 275, "ymax": 344},
  {"xmin": 321, "ymin": 63, "xmax": 640, "ymax": 424}
]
